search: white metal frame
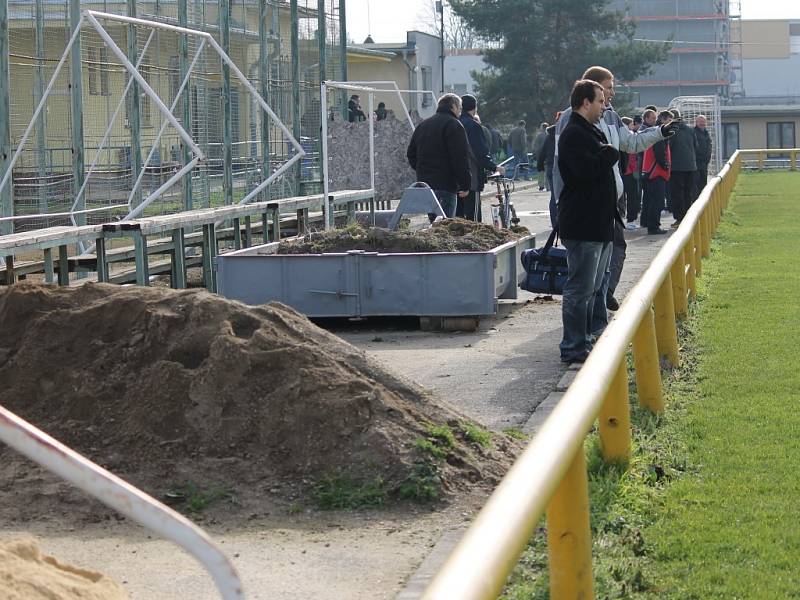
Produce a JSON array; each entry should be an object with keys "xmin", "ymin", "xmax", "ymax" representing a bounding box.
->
[
  {"xmin": 0, "ymin": 10, "xmax": 305, "ymax": 228},
  {"xmin": 668, "ymin": 95, "xmax": 723, "ymax": 174},
  {"xmin": 320, "ymin": 80, "xmax": 436, "ymax": 230},
  {"xmin": 0, "ymin": 405, "xmax": 244, "ymax": 599}
]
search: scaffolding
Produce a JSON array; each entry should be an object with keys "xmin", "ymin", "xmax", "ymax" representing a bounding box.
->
[{"xmin": 0, "ymin": 0, "xmax": 348, "ymax": 234}]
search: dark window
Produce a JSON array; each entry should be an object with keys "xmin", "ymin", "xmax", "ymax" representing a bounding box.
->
[
  {"xmin": 722, "ymin": 123, "xmax": 739, "ymax": 159},
  {"xmin": 88, "ymin": 48, "xmax": 98, "ymax": 95},
  {"xmin": 420, "ymin": 67, "xmax": 432, "ymax": 107},
  {"xmin": 99, "ymin": 48, "xmax": 110, "ymax": 96},
  {"xmin": 767, "ymin": 122, "xmax": 795, "ymax": 149}
]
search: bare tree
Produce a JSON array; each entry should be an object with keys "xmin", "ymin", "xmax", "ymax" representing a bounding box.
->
[{"xmin": 416, "ymin": 0, "xmax": 484, "ymax": 50}]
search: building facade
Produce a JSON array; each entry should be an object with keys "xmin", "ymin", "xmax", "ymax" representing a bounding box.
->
[
  {"xmin": 720, "ymin": 19, "xmax": 800, "ymax": 158},
  {"xmin": 609, "ymin": 0, "xmax": 733, "ymax": 107}
]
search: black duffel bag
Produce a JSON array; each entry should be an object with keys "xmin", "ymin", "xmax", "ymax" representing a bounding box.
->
[{"xmin": 520, "ymin": 228, "xmax": 568, "ymax": 295}]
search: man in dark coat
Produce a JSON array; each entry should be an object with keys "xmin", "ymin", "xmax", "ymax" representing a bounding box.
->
[
  {"xmin": 348, "ymin": 95, "xmax": 366, "ymax": 122},
  {"xmin": 406, "ymin": 93, "xmax": 471, "ymax": 219},
  {"xmin": 457, "ymin": 94, "xmax": 503, "ymax": 221},
  {"xmin": 668, "ymin": 108, "xmax": 697, "ymax": 226},
  {"xmin": 693, "ymin": 115, "xmax": 713, "ymax": 199},
  {"xmin": 557, "ymin": 79, "xmax": 620, "ymax": 364},
  {"xmin": 536, "ymin": 120, "xmax": 558, "ymax": 228}
]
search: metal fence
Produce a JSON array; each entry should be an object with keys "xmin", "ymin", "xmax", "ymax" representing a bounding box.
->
[
  {"xmin": 419, "ymin": 148, "xmax": 795, "ymax": 599},
  {"xmin": 0, "ymin": 0, "xmax": 346, "ymax": 234}
]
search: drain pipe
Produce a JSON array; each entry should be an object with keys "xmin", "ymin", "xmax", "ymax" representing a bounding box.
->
[{"xmin": 401, "ymin": 49, "xmax": 417, "ymax": 118}]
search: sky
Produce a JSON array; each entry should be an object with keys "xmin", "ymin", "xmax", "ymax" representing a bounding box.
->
[{"xmin": 345, "ymin": 0, "xmax": 800, "ymax": 45}]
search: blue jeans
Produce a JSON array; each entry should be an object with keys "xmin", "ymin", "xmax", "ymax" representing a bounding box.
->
[
  {"xmin": 560, "ymin": 239, "xmax": 613, "ymax": 361},
  {"xmin": 429, "ymin": 189, "xmax": 457, "ymax": 222}
]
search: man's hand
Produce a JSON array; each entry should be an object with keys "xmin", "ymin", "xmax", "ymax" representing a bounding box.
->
[
  {"xmin": 496, "ymin": 165, "xmax": 506, "ymax": 176},
  {"xmin": 661, "ymin": 122, "xmax": 679, "ymax": 138},
  {"xmin": 457, "ymin": 191, "xmax": 470, "ymax": 198}
]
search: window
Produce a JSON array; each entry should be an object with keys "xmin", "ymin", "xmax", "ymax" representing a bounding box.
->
[
  {"xmin": 88, "ymin": 48, "xmax": 98, "ymax": 95},
  {"xmin": 140, "ymin": 61, "xmax": 152, "ymax": 127},
  {"xmin": 420, "ymin": 67, "xmax": 432, "ymax": 107},
  {"xmin": 88, "ymin": 48, "xmax": 110, "ymax": 96},
  {"xmin": 722, "ymin": 123, "xmax": 739, "ymax": 159},
  {"xmin": 766, "ymin": 122, "xmax": 795, "ymax": 149}
]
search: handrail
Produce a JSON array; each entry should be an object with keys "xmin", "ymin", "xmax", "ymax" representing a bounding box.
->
[
  {"xmin": 0, "ymin": 405, "xmax": 243, "ymax": 598},
  {"xmin": 419, "ymin": 148, "xmax": 790, "ymax": 599}
]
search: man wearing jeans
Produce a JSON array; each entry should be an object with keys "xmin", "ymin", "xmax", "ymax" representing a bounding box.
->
[
  {"xmin": 557, "ymin": 79, "xmax": 621, "ymax": 364},
  {"xmin": 406, "ymin": 93, "xmax": 471, "ymax": 219}
]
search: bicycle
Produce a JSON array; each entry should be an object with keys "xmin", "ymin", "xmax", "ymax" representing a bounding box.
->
[{"xmin": 486, "ymin": 161, "xmax": 529, "ymax": 229}]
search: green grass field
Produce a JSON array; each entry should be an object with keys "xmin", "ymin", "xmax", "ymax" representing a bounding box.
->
[{"xmin": 502, "ymin": 171, "xmax": 800, "ymax": 598}]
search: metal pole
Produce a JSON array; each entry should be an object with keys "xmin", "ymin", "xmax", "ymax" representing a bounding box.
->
[
  {"xmin": 321, "ymin": 83, "xmax": 330, "ymax": 229},
  {"xmin": 0, "ymin": 0, "xmax": 12, "ymax": 235},
  {"xmin": 70, "ymin": 0, "xmax": 86, "ymax": 227},
  {"xmin": 290, "ymin": 0, "xmax": 301, "ymax": 192},
  {"xmin": 545, "ymin": 446, "xmax": 594, "ymax": 599},
  {"xmin": 318, "ymin": 0, "xmax": 326, "ymax": 85},
  {"xmin": 339, "ymin": 0, "xmax": 348, "ymax": 120},
  {"xmin": 35, "ymin": 0, "xmax": 48, "ymax": 214},
  {"xmin": 439, "ymin": 2, "xmax": 445, "ymax": 92},
  {"xmin": 259, "ymin": 0, "xmax": 271, "ymax": 201},
  {"xmin": 179, "ymin": 0, "xmax": 192, "ymax": 210},
  {"xmin": 221, "ymin": 0, "xmax": 233, "ymax": 205},
  {"xmin": 126, "ymin": 0, "xmax": 142, "ymax": 211},
  {"xmin": 368, "ymin": 91, "xmax": 375, "ymax": 199}
]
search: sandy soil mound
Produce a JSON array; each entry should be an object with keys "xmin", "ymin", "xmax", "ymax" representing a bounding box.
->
[
  {"xmin": 277, "ymin": 218, "xmax": 524, "ymax": 254},
  {"xmin": 0, "ymin": 537, "xmax": 128, "ymax": 599},
  {"xmin": 0, "ymin": 283, "xmax": 516, "ymax": 522}
]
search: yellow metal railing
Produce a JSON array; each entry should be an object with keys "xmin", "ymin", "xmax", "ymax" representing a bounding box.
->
[{"xmin": 421, "ymin": 149, "xmax": 799, "ymax": 600}]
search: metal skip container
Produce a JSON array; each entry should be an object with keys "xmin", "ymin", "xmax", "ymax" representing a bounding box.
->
[{"xmin": 216, "ymin": 234, "xmax": 536, "ymax": 317}]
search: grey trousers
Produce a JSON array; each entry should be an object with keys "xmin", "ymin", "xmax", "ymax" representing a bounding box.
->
[{"xmin": 608, "ymin": 219, "xmax": 627, "ymax": 296}]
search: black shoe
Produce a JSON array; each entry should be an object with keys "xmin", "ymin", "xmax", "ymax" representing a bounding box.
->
[
  {"xmin": 647, "ymin": 228, "xmax": 668, "ymax": 235},
  {"xmin": 561, "ymin": 353, "xmax": 589, "ymax": 365},
  {"xmin": 606, "ymin": 294, "xmax": 619, "ymax": 311}
]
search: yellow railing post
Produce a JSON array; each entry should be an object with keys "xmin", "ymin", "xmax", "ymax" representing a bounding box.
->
[
  {"xmin": 632, "ymin": 306, "xmax": 664, "ymax": 412},
  {"xmin": 791, "ymin": 150, "xmax": 797, "ymax": 171},
  {"xmin": 654, "ymin": 272, "xmax": 679, "ymax": 366},
  {"xmin": 693, "ymin": 225, "xmax": 702, "ymax": 278},
  {"xmin": 700, "ymin": 209, "xmax": 711, "ymax": 258},
  {"xmin": 758, "ymin": 151, "xmax": 764, "ymax": 171},
  {"xmin": 598, "ymin": 360, "xmax": 632, "ymax": 463},
  {"xmin": 670, "ymin": 255, "xmax": 688, "ymax": 319},
  {"xmin": 684, "ymin": 243, "xmax": 696, "ymax": 301},
  {"xmin": 546, "ymin": 446, "xmax": 594, "ymax": 600}
]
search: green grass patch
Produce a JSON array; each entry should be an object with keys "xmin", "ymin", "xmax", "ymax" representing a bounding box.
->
[
  {"xmin": 165, "ymin": 482, "xmax": 239, "ymax": 513},
  {"xmin": 503, "ymin": 428, "xmax": 528, "ymax": 441},
  {"xmin": 501, "ymin": 172, "xmax": 800, "ymax": 598},
  {"xmin": 425, "ymin": 423, "xmax": 457, "ymax": 448},
  {"xmin": 399, "ymin": 462, "xmax": 442, "ymax": 502},
  {"xmin": 310, "ymin": 473, "xmax": 388, "ymax": 510},
  {"xmin": 460, "ymin": 421, "xmax": 493, "ymax": 448}
]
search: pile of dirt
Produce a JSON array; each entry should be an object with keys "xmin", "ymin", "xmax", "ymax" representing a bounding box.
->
[
  {"xmin": 277, "ymin": 218, "xmax": 524, "ymax": 254},
  {"xmin": 0, "ymin": 537, "xmax": 128, "ymax": 599},
  {"xmin": 0, "ymin": 283, "xmax": 517, "ymax": 522}
]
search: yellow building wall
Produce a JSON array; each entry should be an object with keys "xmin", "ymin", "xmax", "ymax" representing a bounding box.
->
[
  {"xmin": 741, "ymin": 20, "xmax": 790, "ymax": 59},
  {"xmin": 346, "ymin": 57, "xmax": 415, "ymax": 120},
  {"xmin": 722, "ymin": 116, "xmax": 800, "ymax": 149}
]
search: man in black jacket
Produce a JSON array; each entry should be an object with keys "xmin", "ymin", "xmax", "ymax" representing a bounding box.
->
[
  {"xmin": 557, "ymin": 79, "xmax": 620, "ymax": 364},
  {"xmin": 457, "ymin": 95, "xmax": 503, "ymax": 221},
  {"xmin": 536, "ymin": 120, "xmax": 558, "ymax": 228},
  {"xmin": 668, "ymin": 108, "xmax": 697, "ymax": 226},
  {"xmin": 693, "ymin": 115, "xmax": 713, "ymax": 199},
  {"xmin": 407, "ymin": 93, "xmax": 471, "ymax": 219}
]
